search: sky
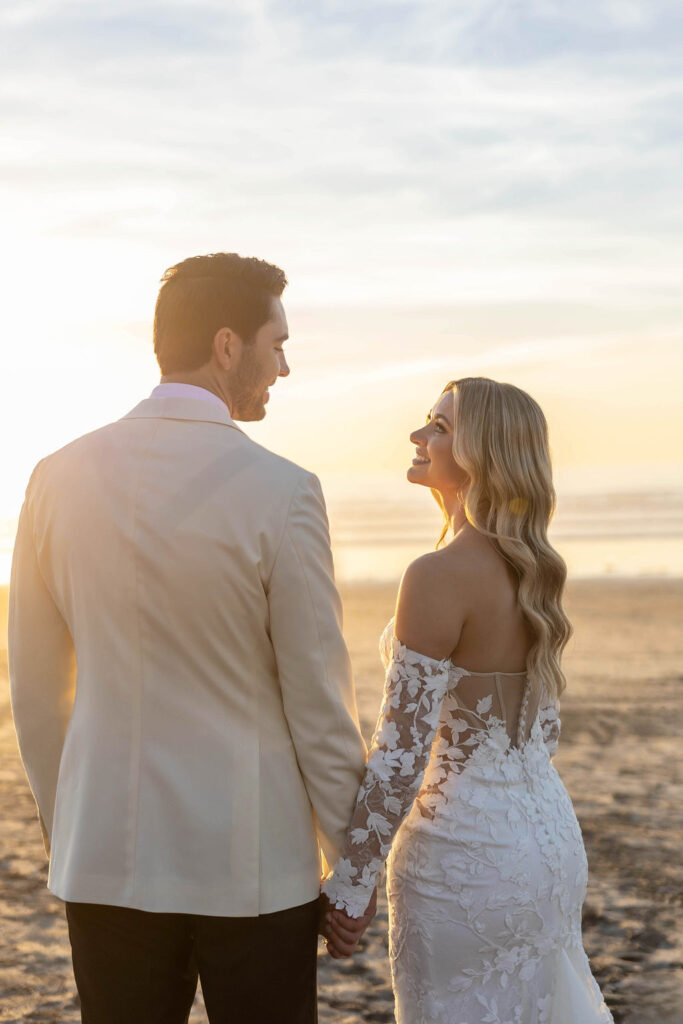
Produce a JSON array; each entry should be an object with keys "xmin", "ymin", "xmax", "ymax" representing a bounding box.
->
[{"xmin": 2, "ymin": 0, "xmax": 683, "ymax": 527}]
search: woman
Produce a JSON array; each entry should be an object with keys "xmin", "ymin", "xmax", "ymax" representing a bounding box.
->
[{"xmin": 322, "ymin": 378, "xmax": 613, "ymax": 1023}]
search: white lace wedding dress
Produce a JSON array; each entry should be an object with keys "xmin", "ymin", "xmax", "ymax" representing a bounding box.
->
[{"xmin": 323, "ymin": 619, "xmax": 613, "ymax": 1024}]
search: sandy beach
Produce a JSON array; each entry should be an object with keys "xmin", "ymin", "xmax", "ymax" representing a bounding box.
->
[{"xmin": 1, "ymin": 578, "xmax": 681, "ymax": 1023}]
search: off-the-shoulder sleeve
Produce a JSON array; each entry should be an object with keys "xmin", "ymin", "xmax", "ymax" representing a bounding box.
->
[
  {"xmin": 321, "ymin": 638, "xmax": 451, "ymax": 918},
  {"xmin": 539, "ymin": 697, "xmax": 561, "ymax": 758}
]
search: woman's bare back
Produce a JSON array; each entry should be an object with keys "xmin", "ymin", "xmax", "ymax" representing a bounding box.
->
[{"xmin": 394, "ymin": 521, "xmax": 533, "ymax": 673}]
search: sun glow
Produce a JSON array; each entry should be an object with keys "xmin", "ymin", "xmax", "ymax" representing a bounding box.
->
[{"xmin": 1, "ymin": 0, "xmax": 682, "ymax": 582}]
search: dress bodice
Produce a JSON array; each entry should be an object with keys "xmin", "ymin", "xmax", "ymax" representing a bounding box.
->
[{"xmin": 380, "ymin": 617, "xmax": 549, "ymax": 751}]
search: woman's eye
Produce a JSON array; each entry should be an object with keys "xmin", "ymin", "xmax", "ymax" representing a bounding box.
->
[{"xmin": 434, "ymin": 422, "xmax": 445, "ymax": 433}]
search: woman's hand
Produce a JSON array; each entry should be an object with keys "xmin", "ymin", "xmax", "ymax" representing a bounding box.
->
[{"xmin": 319, "ymin": 888, "xmax": 378, "ymax": 958}]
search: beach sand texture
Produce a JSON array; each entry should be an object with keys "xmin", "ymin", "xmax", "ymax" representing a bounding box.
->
[{"xmin": 1, "ymin": 579, "xmax": 681, "ymax": 1023}]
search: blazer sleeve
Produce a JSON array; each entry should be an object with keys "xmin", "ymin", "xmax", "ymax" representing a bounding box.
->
[
  {"xmin": 8, "ymin": 473, "xmax": 77, "ymax": 856},
  {"xmin": 267, "ymin": 471, "xmax": 367, "ymax": 872}
]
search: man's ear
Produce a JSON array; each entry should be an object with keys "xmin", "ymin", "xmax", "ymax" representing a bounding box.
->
[{"xmin": 213, "ymin": 327, "xmax": 243, "ymax": 371}]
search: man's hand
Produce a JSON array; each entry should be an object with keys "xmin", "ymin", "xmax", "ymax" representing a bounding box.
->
[{"xmin": 319, "ymin": 889, "xmax": 378, "ymax": 959}]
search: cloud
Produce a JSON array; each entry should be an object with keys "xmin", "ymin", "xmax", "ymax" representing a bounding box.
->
[{"xmin": 1, "ymin": 0, "xmax": 682, "ymax": 311}]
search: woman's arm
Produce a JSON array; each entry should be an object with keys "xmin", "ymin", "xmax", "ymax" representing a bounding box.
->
[{"xmin": 321, "ymin": 555, "xmax": 466, "ymax": 919}]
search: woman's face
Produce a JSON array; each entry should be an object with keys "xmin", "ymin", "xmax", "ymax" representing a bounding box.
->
[{"xmin": 407, "ymin": 390, "xmax": 469, "ymax": 499}]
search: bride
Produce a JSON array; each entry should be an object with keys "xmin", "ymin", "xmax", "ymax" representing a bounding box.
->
[{"xmin": 322, "ymin": 377, "xmax": 613, "ymax": 1023}]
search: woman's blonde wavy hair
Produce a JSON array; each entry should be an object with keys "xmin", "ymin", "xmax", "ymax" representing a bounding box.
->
[{"xmin": 436, "ymin": 377, "xmax": 572, "ymax": 700}]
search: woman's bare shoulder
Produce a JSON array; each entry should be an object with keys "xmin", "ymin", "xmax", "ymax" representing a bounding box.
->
[
  {"xmin": 446, "ymin": 526, "xmax": 506, "ymax": 572},
  {"xmin": 394, "ymin": 527, "xmax": 521, "ymax": 660},
  {"xmin": 399, "ymin": 529, "xmax": 499, "ymax": 599},
  {"xmin": 394, "ymin": 549, "xmax": 471, "ymax": 660}
]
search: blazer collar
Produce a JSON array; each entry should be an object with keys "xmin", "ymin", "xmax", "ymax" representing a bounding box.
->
[{"xmin": 122, "ymin": 397, "xmax": 246, "ymax": 434}]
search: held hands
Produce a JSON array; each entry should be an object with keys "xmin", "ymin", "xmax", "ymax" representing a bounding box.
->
[{"xmin": 318, "ymin": 888, "xmax": 378, "ymax": 959}]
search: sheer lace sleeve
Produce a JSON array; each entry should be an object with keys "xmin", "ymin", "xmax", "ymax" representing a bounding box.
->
[
  {"xmin": 538, "ymin": 697, "xmax": 561, "ymax": 758},
  {"xmin": 321, "ymin": 638, "xmax": 451, "ymax": 918}
]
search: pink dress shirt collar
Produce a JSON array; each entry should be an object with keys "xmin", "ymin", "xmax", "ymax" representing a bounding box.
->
[{"xmin": 150, "ymin": 383, "xmax": 234, "ymax": 421}]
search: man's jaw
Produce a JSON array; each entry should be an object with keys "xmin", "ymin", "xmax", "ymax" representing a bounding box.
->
[{"xmin": 231, "ymin": 383, "xmax": 273, "ymax": 421}]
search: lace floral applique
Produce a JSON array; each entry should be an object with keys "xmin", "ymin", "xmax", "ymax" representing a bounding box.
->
[{"xmin": 538, "ymin": 699, "xmax": 561, "ymax": 758}]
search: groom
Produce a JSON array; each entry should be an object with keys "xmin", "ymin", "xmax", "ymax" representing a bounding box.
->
[{"xmin": 9, "ymin": 253, "xmax": 374, "ymax": 1023}]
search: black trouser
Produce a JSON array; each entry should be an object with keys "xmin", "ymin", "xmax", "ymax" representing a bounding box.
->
[{"xmin": 65, "ymin": 898, "xmax": 319, "ymax": 1024}]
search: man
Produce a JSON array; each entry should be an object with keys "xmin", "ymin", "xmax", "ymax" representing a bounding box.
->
[{"xmin": 9, "ymin": 253, "xmax": 373, "ymax": 1023}]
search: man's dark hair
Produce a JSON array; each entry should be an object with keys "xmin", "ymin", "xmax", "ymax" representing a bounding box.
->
[{"xmin": 153, "ymin": 252, "xmax": 288, "ymax": 374}]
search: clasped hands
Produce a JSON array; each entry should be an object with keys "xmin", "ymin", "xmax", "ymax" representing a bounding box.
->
[{"xmin": 318, "ymin": 888, "xmax": 377, "ymax": 958}]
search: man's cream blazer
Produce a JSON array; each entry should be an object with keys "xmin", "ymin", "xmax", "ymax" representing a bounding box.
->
[{"xmin": 9, "ymin": 397, "xmax": 366, "ymax": 916}]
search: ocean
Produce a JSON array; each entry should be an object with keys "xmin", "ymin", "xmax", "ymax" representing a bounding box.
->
[
  {"xmin": 324, "ymin": 487, "xmax": 683, "ymax": 583},
  {"xmin": 2, "ymin": 489, "xmax": 682, "ymax": 586}
]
